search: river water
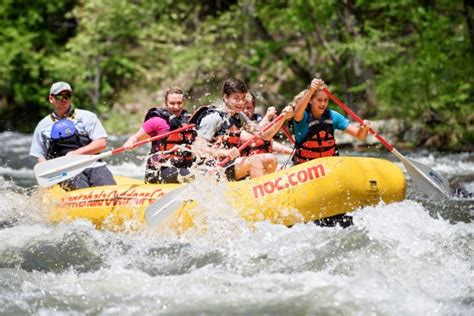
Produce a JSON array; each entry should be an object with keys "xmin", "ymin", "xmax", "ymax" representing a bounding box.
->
[{"xmin": 0, "ymin": 131, "xmax": 472, "ymax": 315}]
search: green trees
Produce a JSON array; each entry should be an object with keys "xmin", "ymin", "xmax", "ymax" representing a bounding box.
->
[
  {"xmin": 0, "ymin": 0, "xmax": 471, "ymax": 149},
  {"xmin": 372, "ymin": 0, "xmax": 473, "ymax": 149},
  {"xmin": 0, "ymin": 0, "xmax": 77, "ymax": 131}
]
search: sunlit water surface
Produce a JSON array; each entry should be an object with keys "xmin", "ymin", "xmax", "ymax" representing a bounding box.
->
[{"xmin": 0, "ymin": 132, "xmax": 472, "ymax": 315}]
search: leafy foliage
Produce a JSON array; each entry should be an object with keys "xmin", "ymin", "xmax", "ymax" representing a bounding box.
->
[
  {"xmin": 0, "ymin": 0, "xmax": 78, "ymax": 131},
  {"xmin": 0, "ymin": 0, "xmax": 472, "ymax": 150}
]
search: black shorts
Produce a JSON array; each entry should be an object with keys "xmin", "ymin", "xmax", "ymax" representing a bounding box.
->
[
  {"xmin": 222, "ymin": 160, "xmax": 236, "ymax": 181},
  {"xmin": 145, "ymin": 166, "xmax": 191, "ymax": 184},
  {"xmin": 60, "ymin": 165, "xmax": 116, "ymax": 191}
]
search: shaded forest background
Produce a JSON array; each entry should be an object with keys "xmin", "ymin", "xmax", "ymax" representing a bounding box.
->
[{"xmin": 1, "ymin": 0, "xmax": 472, "ymax": 150}]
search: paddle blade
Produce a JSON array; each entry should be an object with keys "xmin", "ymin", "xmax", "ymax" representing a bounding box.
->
[
  {"xmin": 145, "ymin": 185, "xmax": 191, "ymax": 229},
  {"xmin": 34, "ymin": 155, "xmax": 97, "ymax": 187},
  {"xmin": 402, "ymin": 158, "xmax": 451, "ymax": 199}
]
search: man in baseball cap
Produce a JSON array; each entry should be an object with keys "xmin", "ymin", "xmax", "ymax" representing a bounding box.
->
[
  {"xmin": 30, "ymin": 80, "xmax": 116, "ymax": 190},
  {"xmin": 49, "ymin": 81, "xmax": 72, "ymax": 95}
]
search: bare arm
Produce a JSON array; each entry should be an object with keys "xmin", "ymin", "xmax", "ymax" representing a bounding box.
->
[
  {"xmin": 294, "ymin": 78, "xmax": 324, "ymax": 121},
  {"xmin": 258, "ymin": 107, "xmax": 277, "ymax": 127},
  {"xmin": 243, "ymin": 106, "xmax": 294, "ymax": 141},
  {"xmin": 122, "ymin": 128, "xmax": 150, "ymax": 150},
  {"xmin": 67, "ymin": 138, "xmax": 107, "ymax": 155},
  {"xmin": 37, "ymin": 138, "xmax": 108, "ymax": 161},
  {"xmin": 271, "ymin": 140, "xmax": 293, "ymax": 155},
  {"xmin": 344, "ymin": 120, "xmax": 372, "ymax": 141}
]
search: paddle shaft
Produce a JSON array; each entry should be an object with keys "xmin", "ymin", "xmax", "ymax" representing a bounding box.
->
[
  {"xmin": 111, "ymin": 124, "xmax": 195, "ymax": 155},
  {"xmin": 38, "ymin": 124, "xmax": 195, "ymax": 177},
  {"xmin": 281, "ymin": 125, "xmax": 295, "ymax": 144},
  {"xmin": 219, "ymin": 114, "xmax": 285, "ymax": 166},
  {"xmin": 322, "ymin": 87, "xmax": 450, "ymax": 197},
  {"xmin": 322, "ymin": 88, "xmax": 394, "ymax": 151},
  {"xmin": 322, "ymin": 88, "xmax": 416, "ymax": 160}
]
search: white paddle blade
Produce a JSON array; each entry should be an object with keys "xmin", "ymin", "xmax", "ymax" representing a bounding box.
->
[
  {"xmin": 403, "ymin": 158, "xmax": 451, "ymax": 199},
  {"xmin": 145, "ymin": 185, "xmax": 191, "ymax": 229},
  {"xmin": 34, "ymin": 155, "xmax": 98, "ymax": 187}
]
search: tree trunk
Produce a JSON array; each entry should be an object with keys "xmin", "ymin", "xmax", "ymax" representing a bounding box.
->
[
  {"xmin": 464, "ymin": 0, "xmax": 474, "ymax": 52},
  {"xmin": 86, "ymin": 56, "xmax": 101, "ymax": 111},
  {"xmin": 338, "ymin": 4, "xmax": 378, "ymax": 115},
  {"xmin": 244, "ymin": 3, "xmax": 312, "ymax": 82}
]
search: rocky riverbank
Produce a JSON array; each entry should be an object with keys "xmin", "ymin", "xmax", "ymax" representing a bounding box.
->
[{"xmin": 335, "ymin": 119, "xmax": 405, "ymax": 148}]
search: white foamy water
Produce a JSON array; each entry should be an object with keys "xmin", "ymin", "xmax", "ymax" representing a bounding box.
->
[
  {"xmin": 108, "ymin": 161, "xmax": 146, "ymax": 179},
  {"xmin": 0, "ymin": 166, "xmax": 34, "ymax": 177},
  {"xmin": 412, "ymin": 152, "xmax": 474, "ymax": 176},
  {"xmin": 0, "ymin": 132, "xmax": 472, "ymax": 314},
  {"xmin": 0, "ymin": 199, "xmax": 472, "ymax": 315}
]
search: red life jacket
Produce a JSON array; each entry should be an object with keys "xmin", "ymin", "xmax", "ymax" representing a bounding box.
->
[
  {"xmin": 215, "ymin": 126, "xmax": 241, "ymax": 149},
  {"xmin": 213, "ymin": 113, "xmax": 243, "ymax": 149},
  {"xmin": 241, "ymin": 112, "xmax": 272, "ymax": 156},
  {"xmin": 145, "ymin": 108, "xmax": 196, "ymax": 169},
  {"xmin": 241, "ymin": 138, "xmax": 273, "ymax": 156},
  {"xmin": 293, "ymin": 110, "xmax": 339, "ymax": 165}
]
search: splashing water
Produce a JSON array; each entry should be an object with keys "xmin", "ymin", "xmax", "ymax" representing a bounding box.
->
[{"xmin": 0, "ymin": 132, "xmax": 472, "ymax": 314}]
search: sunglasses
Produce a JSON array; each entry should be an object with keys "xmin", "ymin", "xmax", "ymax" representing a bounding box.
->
[
  {"xmin": 53, "ymin": 94, "xmax": 72, "ymax": 101},
  {"xmin": 168, "ymin": 101, "xmax": 183, "ymax": 106}
]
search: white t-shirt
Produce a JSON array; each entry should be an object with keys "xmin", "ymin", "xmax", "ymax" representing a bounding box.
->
[
  {"xmin": 30, "ymin": 108, "xmax": 108, "ymax": 167},
  {"xmin": 197, "ymin": 108, "xmax": 254, "ymax": 141}
]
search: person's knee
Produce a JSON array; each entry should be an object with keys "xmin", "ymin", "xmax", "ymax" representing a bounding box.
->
[
  {"xmin": 261, "ymin": 154, "xmax": 278, "ymax": 171},
  {"xmin": 249, "ymin": 154, "xmax": 277, "ymax": 174},
  {"xmin": 248, "ymin": 156, "xmax": 265, "ymax": 168}
]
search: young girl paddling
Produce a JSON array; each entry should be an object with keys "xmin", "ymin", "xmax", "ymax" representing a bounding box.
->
[{"xmin": 292, "ymin": 78, "xmax": 372, "ymax": 165}]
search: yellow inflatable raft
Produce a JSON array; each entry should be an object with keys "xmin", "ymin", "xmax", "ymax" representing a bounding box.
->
[{"xmin": 42, "ymin": 157, "xmax": 406, "ymax": 231}]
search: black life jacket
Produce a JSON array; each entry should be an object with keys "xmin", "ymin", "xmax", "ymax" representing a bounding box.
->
[
  {"xmin": 293, "ymin": 109, "xmax": 339, "ymax": 165},
  {"xmin": 192, "ymin": 106, "xmax": 242, "ymax": 149},
  {"xmin": 217, "ymin": 114, "xmax": 242, "ymax": 149},
  {"xmin": 46, "ymin": 115, "xmax": 91, "ymax": 159},
  {"xmin": 249, "ymin": 113, "xmax": 263, "ymax": 123},
  {"xmin": 145, "ymin": 108, "xmax": 196, "ymax": 169}
]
